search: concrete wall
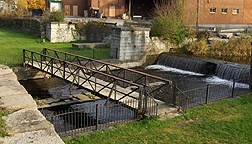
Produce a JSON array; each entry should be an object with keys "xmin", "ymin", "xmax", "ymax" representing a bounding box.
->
[
  {"xmin": 46, "ymin": 22, "xmax": 79, "ymax": 43},
  {"xmin": 110, "ymin": 27, "xmax": 172, "ymax": 62}
]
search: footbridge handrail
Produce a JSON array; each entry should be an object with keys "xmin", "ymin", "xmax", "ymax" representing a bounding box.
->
[
  {"xmin": 43, "ymin": 48, "xmax": 172, "ymax": 84},
  {"xmin": 23, "ymin": 49, "xmax": 140, "ymax": 87}
]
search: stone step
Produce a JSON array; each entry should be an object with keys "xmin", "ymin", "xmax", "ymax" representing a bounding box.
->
[{"xmin": 72, "ymin": 43, "xmax": 108, "ymax": 48}]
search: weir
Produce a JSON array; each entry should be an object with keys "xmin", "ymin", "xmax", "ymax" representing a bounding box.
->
[{"xmin": 157, "ymin": 54, "xmax": 250, "ymax": 84}]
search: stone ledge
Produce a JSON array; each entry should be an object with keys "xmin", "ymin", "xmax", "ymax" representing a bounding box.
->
[
  {"xmin": 3, "ymin": 108, "xmax": 54, "ymax": 135},
  {"xmin": 0, "ymin": 128, "xmax": 64, "ymax": 144},
  {"xmin": 0, "ymin": 85, "xmax": 28, "ymax": 97},
  {"xmin": 72, "ymin": 43, "xmax": 108, "ymax": 48},
  {"xmin": 0, "ymin": 94, "xmax": 37, "ymax": 112}
]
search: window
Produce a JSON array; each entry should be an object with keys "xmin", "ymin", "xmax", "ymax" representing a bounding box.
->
[
  {"xmin": 210, "ymin": 8, "xmax": 216, "ymax": 13},
  {"xmin": 233, "ymin": 9, "xmax": 239, "ymax": 14},
  {"xmin": 221, "ymin": 8, "xmax": 228, "ymax": 14}
]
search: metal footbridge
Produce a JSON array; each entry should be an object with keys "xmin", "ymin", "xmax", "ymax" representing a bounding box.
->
[{"xmin": 23, "ymin": 48, "xmax": 180, "ymax": 118}]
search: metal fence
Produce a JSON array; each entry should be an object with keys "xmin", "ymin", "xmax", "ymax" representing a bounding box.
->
[
  {"xmin": 42, "ymin": 98, "xmax": 157, "ymax": 137},
  {"xmin": 176, "ymin": 78, "xmax": 250, "ymax": 111}
]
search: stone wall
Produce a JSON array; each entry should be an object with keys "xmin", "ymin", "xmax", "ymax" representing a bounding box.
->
[
  {"xmin": 46, "ymin": 22, "xmax": 79, "ymax": 43},
  {"xmin": 46, "ymin": 22, "xmax": 111, "ymax": 43},
  {"xmin": 110, "ymin": 27, "xmax": 173, "ymax": 62}
]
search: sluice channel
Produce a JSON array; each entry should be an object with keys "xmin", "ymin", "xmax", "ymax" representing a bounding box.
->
[
  {"xmin": 20, "ymin": 78, "xmax": 136, "ymax": 134},
  {"xmin": 20, "ymin": 53, "xmax": 250, "ymax": 134}
]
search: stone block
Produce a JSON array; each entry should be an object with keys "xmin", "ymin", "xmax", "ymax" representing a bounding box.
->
[
  {"xmin": 0, "ymin": 94, "xmax": 37, "ymax": 112},
  {"xmin": 3, "ymin": 108, "xmax": 54, "ymax": 135},
  {"xmin": 0, "ymin": 128, "xmax": 64, "ymax": 144},
  {"xmin": 0, "ymin": 85, "xmax": 28, "ymax": 97},
  {"xmin": 0, "ymin": 72, "xmax": 17, "ymax": 82}
]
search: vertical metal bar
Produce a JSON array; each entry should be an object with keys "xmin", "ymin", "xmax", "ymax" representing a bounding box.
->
[
  {"xmin": 43, "ymin": 48, "xmax": 47, "ymax": 61},
  {"xmin": 31, "ymin": 52, "xmax": 33, "ymax": 67},
  {"xmin": 40, "ymin": 55, "xmax": 43, "ymax": 69},
  {"xmin": 172, "ymin": 84, "xmax": 177, "ymax": 107},
  {"xmin": 96, "ymin": 104, "xmax": 99, "ymax": 131},
  {"xmin": 123, "ymin": 70, "xmax": 126, "ymax": 88},
  {"xmin": 84, "ymin": 108, "xmax": 86, "ymax": 132},
  {"xmin": 51, "ymin": 58, "xmax": 53, "ymax": 74},
  {"xmin": 74, "ymin": 109, "xmax": 77, "ymax": 135},
  {"xmin": 71, "ymin": 109, "xmax": 73, "ymax": 136},
  {"xmin": 144, "ymin": 76, "xmax": 147, "ymax": 111},
  {"xmin": 23, "ymin": 49, "xmax": 26, "ymax": 67},
  {"xmin": 114, "ymin": 80, "xmax": 117, "ymax": 100},
  {"xmin": 186, "ymin": 97, "xmax": 189, "ymax": 113},
  {"xmin": 138, "ymin": 87, "xmax": 143, "ymax": 110},
  {"xmin": 94, "ymin": 74, "xmax": 97, "ymax": 92},
  {"xmin": 206, "ymin": 84, "xmax": 210, "ymax": 104},
  {"xmin": 63, "ymin": 61, "xmax": 66, "ymax": 80},
  {"xmin": 232, "ymin": 79, "xmax": 236, "ymax": 98},
  {"xmin": 80, "ymin": 108, "xmax": 82, "ymax": 133},
  {"xmin": 67, "ymin": 108, "xmax": 70, "ymax": 136}
]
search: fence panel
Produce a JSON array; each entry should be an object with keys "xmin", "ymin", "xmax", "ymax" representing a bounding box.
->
[{"xmin": 43, "ymin": 99, "xmax": 157, "ymax": 137}]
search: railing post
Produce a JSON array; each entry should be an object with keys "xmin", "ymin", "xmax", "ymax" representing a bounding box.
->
[
  {"xmin": 172, "ymin": 84, "xmax": 177, "ymax": 107},
  {"xmin": 51, "ymin": 58, "xmax": 53, "ymax": 74},
  {"xmin": 40, "ymin": 55, "xmax": 43, "ymax": 69},
  {"xmin": 123, "ymin": 70, "xmax": 126, "ymax": 88},
  {"xmin": 206, "ymin": 84, "xmax": 210, "ymax": 104},
  {"xmin": 138, "ymin": 86, "xmax": 143, "ymax": 110},
  {"xmin": 96, "ymin": 104, "xmax": 99, "ymax": 131},
  {"xmin": 31, "ymin": 52, "xmax": 33, "ymax": 67},
  {"xmin": 95, "ymin": 73, "xmax": 97, "ymax": 92},
  {"xmin": 232, "ymin": 79, "xmax": 236, "ymax": 98},
  {"xmin": 144, "ymin": 76, "xmax": 148, "ymax": 111},
  {"xmin": 43, "ymin": 48, "xmax": 47, "ymax": 61},
  {"xmin": 185, "ymin": 97, "xmax": 189, "ymax": 113},
  {"xmin": 114, "ymin": 80, "xmax": 117, "ymax": 100},
  {"xmin": 23, "ymin": 49, "xmax": 25, "ymax": 67},
  {"xmin": 63, "ymin": 61, "xmax": 65, "ymax": 80},
  {"xmin": 93, "ymin": 49, "xmax": 95, "ymax": 59}
]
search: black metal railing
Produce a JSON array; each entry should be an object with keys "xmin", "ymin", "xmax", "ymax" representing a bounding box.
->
[
  {"xmin": 41, "ymin": 48, "xmax": 172, "ymax": 102},
  {"xmin": 23, "ymin": 49, "xmax": 159, "ymax": 119},
  {"xmin": 42, "ymin": 98, "xmax": 157, "ymax": 137},
  {"xmin": 176, "ymin": 78, "xmax": 250, "ymax": 111}
]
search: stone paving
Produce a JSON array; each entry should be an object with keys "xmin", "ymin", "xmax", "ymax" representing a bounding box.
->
[{"xmin": 0, "ymin": 64, "xmax": 64, "ymax": 144}]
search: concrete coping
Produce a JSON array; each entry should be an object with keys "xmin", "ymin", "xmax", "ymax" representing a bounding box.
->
[{"xmin": 112, "ymin": 26, "xmax": 151, "ymax": 31}]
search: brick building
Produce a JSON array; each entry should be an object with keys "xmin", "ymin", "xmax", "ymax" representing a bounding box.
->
[
  {"xmin": 45, "ymin": 0, "xmax": 126, "ymax": 17},
  {"xmin": 188, "ymin": 0, "xmax": 252, "ymax": 24}
]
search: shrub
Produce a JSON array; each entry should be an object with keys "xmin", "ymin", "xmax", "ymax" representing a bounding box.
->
[
  {"xmin": 186, "ymin": 40, "xmax": 208, "ymax": 55},
  {"xmin": 74, "ymin": 21, "xmax": 112, "ymax": 35},
  {"xmin": 48, "ymin": 10, "xmax": 64, "ymax": 22},
  {"xmin": 150, "ymin": 16, "xmax": 188, "ymax": 45}
]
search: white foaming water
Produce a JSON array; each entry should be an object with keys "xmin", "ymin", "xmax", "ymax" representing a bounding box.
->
[
  {"xmin": 205, "ymin": 76, "xmax": 249, "ymax": 89},
  {"xmin": 145, "ymin": 65, "xmax": 205, "ymax": 76}
]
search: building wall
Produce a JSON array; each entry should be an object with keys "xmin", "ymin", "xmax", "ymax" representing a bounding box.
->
[
  {"xmin": 243, "ymin": 0, "xmax": 252, "ymax": 24},
  {"xmin": 90, "ymin": 0, "xmax": 125, "ymax": 17},
  {"xmin": 188, "ymin": 0, "xmax": 249, "ymax": 24},
  {"xmin": 63, "ymin": 0, "xmax": 88, "ymax": 17}
]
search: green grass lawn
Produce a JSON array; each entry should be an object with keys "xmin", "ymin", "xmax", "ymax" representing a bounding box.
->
[
  {"xmin": 0, "ymin": 28, "xmax": 110, "ymax": 66},
  {"xmin": 64, "ymin": 94, "xmax": 252, "ymax": 144}
]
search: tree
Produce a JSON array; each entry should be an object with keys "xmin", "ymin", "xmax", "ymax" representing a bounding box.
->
[{"xmin": 28, "ymin": 0, "xmax": 45, "ymax": 10}]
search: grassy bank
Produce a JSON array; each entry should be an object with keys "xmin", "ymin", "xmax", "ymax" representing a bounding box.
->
[
  {"xmin": 0, "ymin": 28, "xmax": 110, "ymax": 66},
  {"xmin": 64, "ymin": 94, "xmax": 252, "ymax": 143}
]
